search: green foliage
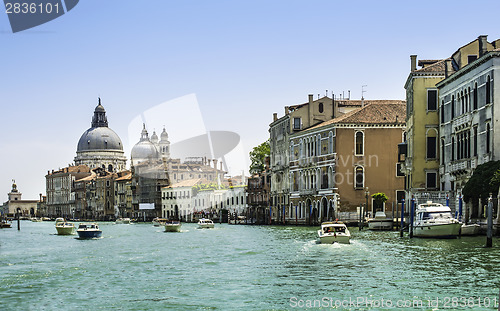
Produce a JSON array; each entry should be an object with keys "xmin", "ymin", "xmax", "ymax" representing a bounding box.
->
[
  {"xmin": 249, "ymin": 140, "xmax": 270, "ymax": 174},
  {"xmin": 463, "ymin": 160, "xmax": 500, "ymax": 203},
  {"xmin": 192, "ymin": 183, "xmax": 228, "ymax": 195},
  {"xmin": 371, "ymin": 192, "xmax": 388, "ymax": 203}
]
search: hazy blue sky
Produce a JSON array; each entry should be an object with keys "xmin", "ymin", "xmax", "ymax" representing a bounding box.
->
[{"xmin": 2, "ymin": 0, "xmax": 500, "ymax": 199}]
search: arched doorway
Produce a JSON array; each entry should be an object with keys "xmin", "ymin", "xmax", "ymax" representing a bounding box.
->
[
  {"xmin": 328, "ymin": 200, "xmax": 335, "ymax": 221},
  {"xmin": 321, "ymin": 197, "xmax": 328, "ymax": 222}
]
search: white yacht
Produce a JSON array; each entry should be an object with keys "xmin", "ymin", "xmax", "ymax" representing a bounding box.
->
[
  {"xmin": 367, "ymin": 211, "xmax": 393, "ymax": 230},
  {"xmin": 413, "ymin": 201, "xmax": 461, "ymax": 238},
  {"xmin": 317, "ymin": 221, "xmax": 350, "ymax": 244},
  {"xmin": 197, "ymin": 218, "xmax": 214, "ymax": 229}
]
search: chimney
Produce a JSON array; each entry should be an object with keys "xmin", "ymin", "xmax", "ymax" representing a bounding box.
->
[
  {"xmin": 308, "ymin": 94, "xmax": 313, "ymax": 127},
  {"xmin": 284, "ymin": 106, "xmax": 289, "ymax": 115},
  {"xmin": 273, "ymin": 113, "xmax": 277, "ymax": 122},
  {"xmin": 213, "ymin": 159, "xmax": 218, "ymax": 169},
  {"xmin": 479, "ymin": 35, "xmax": 488, "ymax": 57},
  {"xmin": 207, "ymin": 159, "xmax": 211, "ymax": 167},
  {"xmin": 410, "ymin": 55, "xmax": 417, "ymax": 72},
  {"xmin": 445, "ymin": 58, "xmax": 453, "ymax": 78},
  {"xmin": 308, "ymin": 94, "xmax": 313, "ymax": 103}
]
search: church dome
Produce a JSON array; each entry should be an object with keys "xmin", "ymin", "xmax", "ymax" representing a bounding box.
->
[
  {"xmin": 76, "ymin": 100, "xmax": 123, "ymax": 152},
  {"xmin": 160, "ymin": 127, "xmax": 169, "ymax": 141},
  {"xmin": 131, "ymin": 124, "xmax": 159, "ymax": 164},
  {"xmin": 151, "ymin": 131, "xmax": 159, "ymax": 144}
]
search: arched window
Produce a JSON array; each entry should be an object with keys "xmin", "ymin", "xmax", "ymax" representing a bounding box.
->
[
  {"xmin": 108, "ymin": 164, "xmax": 113, "ymax": 172},
  {"xmin": 317, "ymin": 135, "xmax": 321, "ymax": 156},
  {"xmin": 441, "ymin": 138, "xmax": 445, "ymax": 165},
  {"xmin": 426, "ymin": 129, "xmax": 437, "ymax": 159},
  {"xmin": 451, "ymin": 95, "xmax": 455, "ymax": 118},
  {"xmin": 355, "ymin": 131, "xmax": 364, "ymax": 156},
  {"xmin": 451, "ymin": 137, "xmax": 455, "ymax": 161},
  {"xmin": 355, "ymin": 166, "xmax": 364, "ymax": 188},
  {"xmin": 328, "ymin": 131, "xmax": 334, "ymax": 154},
  {"xmin": 319, "ymin": 103, "xmax": 324, "ymax": 113},
  {"xmin": 474, "ymin": 82, "xmax": 478, "ymax": 110}
]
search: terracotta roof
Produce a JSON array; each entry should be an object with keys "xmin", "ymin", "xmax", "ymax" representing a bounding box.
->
[
  {"xmin": 335, "ymin": 99, "xmax": 404, "ymax": 107},
  {"xmin": 418, "ymin": 59, "xmax": 440, "ymax": 67},
  {"xmin": 116, "ymin": 172, "xmax": 132, "ymax": 181},
  {"xmin": 307, "ymin": 102, "xmax": 406, "ymax": 130},
  {"xmin": 165, "ymin": 178, "xmax": 205, "ymax": 189},
  {"xmin": 414, "ymin": 59, "xmax": 446, "ymax": 73}
]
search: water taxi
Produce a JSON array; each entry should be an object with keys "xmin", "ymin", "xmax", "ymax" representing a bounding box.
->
[
  {"xmin": 197, "ymin": 218, "xmax": 214, "ymax": 229},
  {"xmin": 367, "ymin": 211, "xmax": 393, "ymax": 230},
  {"xmin": 152, "ymin": 218, "xmax": 168, "ymax": 227},
  {"xmin": 413, "ymin": 201, "xmax": 461, "ymax": 238},
  {"xmin": 55, "ymin": 218, "xmax": 76, "ymax": 235},
  {"xmin": 164, "ymin": 220, "xmax": 181, "ymax": 232},
  {"xmin": 317, "ymin": 221, "xmax": 350, "ymax": 244},
  {"xmin": 77, "ymin": 223, "xmax": 102, "ymax": 239}
]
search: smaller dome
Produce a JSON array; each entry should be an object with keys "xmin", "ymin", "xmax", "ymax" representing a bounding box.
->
[
  {"xmin": 160, "ymin": 127, "xmax": 169, "ymax": 141},
  {"xmin": 151, "ymin": 131, "xmax": 159, "ymax": 144},
  {"xmin": 131, "ymin": 124, "xmax": 159, "ymax": 163}
]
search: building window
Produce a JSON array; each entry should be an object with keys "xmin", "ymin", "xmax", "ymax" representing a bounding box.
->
[
  {"xmin": 473, "ymin": 83, "xmax": 478, "ymax": 110},
  {"xmin": 427, "ymin": 89, "xmax": 437, "ymax": 111},
  {"xmin": 440, "ymin": 101, "xmax": 445, "ymax": 123},
  {"xmin": 451, "ymin": 95, "xmax": 455, "ymax": 119},
  {"xmin": 486, "ymin": 123, "xmax": 491, "ymax": 153},
  {"xmin": 293, "ymin": 118, "xmax": 301, "ymax": 130},
  {"xmin": 486, "ymin": 75, "xmax": 491, "ymax": 105},
  {"xmin": 396, "ymin": 190, "xmax": 405, "ymax": 204},
  {"xmin": 426, "ymin": 129, "xmax": 437, "ymax": 159},
  {"xmin": 355, "ymin": 131, "xmax": 364, "ymax": 156},
  {"xmin": 318, "ymin": 103, "xmax": 324, "ymax": 113},
  {"xmin": 355, "ymin": 166, "xmax": 364, "ymax": 188},
  {"xmin": 468, "ymin": 55, "xmax": 477, "ymax": 64},
  {"xmin": 441, "ymin": 138, "xmax": 445, "ymax": 165},
  {"xmin": 473, "ymin": 126, "xmax": 478, "ymax": 156},
  {"xmin": 426, "ymin": 172, "xmax": 437, "ymax": 189},
  {"xmin": 451, "ymin": 137, "xmax": 455, "ymax": 161},
  {"xmin": 396, "ymin": 163, "xmax": 404, "ymax": 177},
  {"xmin": 328, "ymin": 131, "xmax": 334, "ymax": 154}
]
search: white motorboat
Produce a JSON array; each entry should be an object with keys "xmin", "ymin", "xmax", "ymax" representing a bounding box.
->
[
  {"xmin": 197, "ymin": 218, "xmax": 214, "ymax": 229},
  {"xmin": 30, "ymin": 217, "xmax": 42, "ymax": 222},
  {"xmin": 115, "ymin": 217, "xmax": 131, "ymax": 224},
  {"xmin": 317, "ymin": 221, "xmax": 351, "ymax": 244},
  {"xmin": 367, "ymin": 211, "xmax": 393, "ymax": 230},
  {"xmin": 413, "ymin": 201, "xmax": 461, "ymax": 238},
  {"xmin": 55, "ymin": 218, "xmax": 76, "ymax": 235},
  {"xmin": 77, "ymin": 223, "xmax": 102, "ymax": 239},
  {"xmin": 164, "ymin": 220, "xmax": 181, "ymax": 232},
  {"xmin": 461, "ymin": 223, "xmax": 480, "ymax": 236}
]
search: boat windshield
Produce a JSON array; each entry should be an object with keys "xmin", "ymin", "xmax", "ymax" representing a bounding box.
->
[
  {"xmin": 324, "ymin": 226, "xmax": 346, "ymax": 233},
  {"xmin": 422, "ymin": 212, "xmax": 453, "ymax": 220}
]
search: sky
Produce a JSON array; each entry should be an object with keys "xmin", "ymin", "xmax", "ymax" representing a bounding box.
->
[{"xmin": 1, "ymin": 0, "xmax": 500, "ymax": 200}]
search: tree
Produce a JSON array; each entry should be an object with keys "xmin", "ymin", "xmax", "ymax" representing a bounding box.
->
[
  {"xmin": 249, "ymin": 140, "xmax": 270, "ymax": 174},
  {"xmin": 371, "ymin": 192, "xmax": 388, "ymax": 212},
  {"xmin": 463, "ymin": 160, "xmax": 500, "ymax": 203}
]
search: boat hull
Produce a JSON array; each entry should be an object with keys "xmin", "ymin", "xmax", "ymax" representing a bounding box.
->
[
  {"xmin": 77, "ymin": 230, "xmax": 102, "ymax": 239},
  {"xmin": 198, "ymin": 223, "xmax": 214, "ymax": 229},
  {"xmin": 56, "ymin": 226, "xmax": 76, "ymax": 235},
  {"xmin": 368, "ymin": 220, "xmax": 393, "ymax": 230},
  {"xmin": 317, "ymin": 230, "xmax": 350, "ymax": 244},
  {"xmin": 164, "ymin": 223, "xmax": 181, "ymax": 232},
  {"xmin": 413, "ymin": 223, "xmax": 461, "ymax": 238}
]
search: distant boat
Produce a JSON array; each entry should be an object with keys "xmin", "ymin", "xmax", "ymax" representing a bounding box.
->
[
  {"xmin": 317, "ymin": 221, "xmax": 351, "ymax": 244},
  {"xmin": 152, "ymin": 218, "xmax": 168, "ymax": 227},
  {"xmin": 0, "ymin": 219, "xmax": 12, "ymax": 228},
  {"xmin": 77, "ymin": 223, "xmax": 102, "ymax": 239},
  {"xmin": 413, "ymin": 201, "xmax": 461, "ymax": 238},
  {"xmin": 197, "ymin": 218, "xmax": 214, "ymax": 229},
  {"xmin": 55, "ymin": 218, "xmax": 76, "ymax": 235},
  {"xmin": 367, "ymin": 211, "xmax": 393, "ymax": 230},
  {"xmin": 115, "ymin": 218, "xmax": 131, "ymax": 224},
  {"xmin": 30, "ymin": 217, "xmax": 43, "ymax": 222},
  {"xmin": 164, "ymin": 220, "xmax": 181, "ymax": 232}
]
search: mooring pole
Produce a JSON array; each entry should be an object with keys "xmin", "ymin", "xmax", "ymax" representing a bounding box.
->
[
  {"xmin": 400, "ymin": 198, "xmax": 405, "ymax": 237},
  {"xmin": 17, "ymin": 208, "xmax": 20, "ymax": 231},
  {"xmin": 409, "ymin": 196, "xmax": 415, "ymax": 238},
  {"xmin": 486, "ymin": 194, "xmax": 493, "ymax": 248}
]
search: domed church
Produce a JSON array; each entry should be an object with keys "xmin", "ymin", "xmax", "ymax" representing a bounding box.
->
[{"xmin": 74, "ymin": 99, "xmax": 127, "ymax": 172}]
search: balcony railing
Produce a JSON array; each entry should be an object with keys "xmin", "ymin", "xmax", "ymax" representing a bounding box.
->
[{"xmin": 452, "ymin": 113, "xmax": 471, "ymax": 129}]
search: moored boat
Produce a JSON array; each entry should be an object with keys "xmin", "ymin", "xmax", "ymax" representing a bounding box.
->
[
  {"xmin": 413, "ymin": 201, "xmax": 461, "ymax": 238},
  {"xmin": 367, "ymin": 211, "xmax": 394, "ymax": 230},
  {"xmin": 317, "ymin": 221, "xmax": 351, "ymax": 244},
  {"xmin": 77, "ymin": 223, "xmax": 102, "ymax": 239},
  {"xmin": 115, "ymin": 217, "xmax": 131, "ymax": 224},
  {"xmin": 55, "ymin": 218, "xmax": 76, "ymax": 235},
  {"xmin": 197, "ymin": 218, "xmax": 214, "ymax": 229},
  {"xmin": 461, "ymin": 223, "xmax": 480, "ymax": 236},
  {"xmin": 164, "ymin": 220, "xmax": 181, "ymax": 232}
]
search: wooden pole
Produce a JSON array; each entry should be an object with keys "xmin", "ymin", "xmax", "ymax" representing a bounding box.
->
[
  {"xmin": 486, "ymin": 194, "xmax": 493, "ymax": 248},
  {"xmin": 409, "ymin": 196, "xmax": 415, "ymax": 238},
  {"xmin": 400, "ymin": 198, "xmax": 405, "ymax": 237}
]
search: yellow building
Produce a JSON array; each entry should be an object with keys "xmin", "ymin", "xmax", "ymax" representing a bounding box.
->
[{"xmin": 402, "ymin": 56, "xmax": 446, "ymax": 199}]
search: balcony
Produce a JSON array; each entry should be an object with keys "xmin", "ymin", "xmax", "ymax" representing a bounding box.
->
[
  {"xmin": 452, "ymin": 113, "xmax": 471, "ymax": 130},
  {"xmin": 449, "ymin": 159, "xmax": 471, "ymax": 176},
  {"xmin": 299, "ymin": 189, "xmax": 317, "ymax": 196}
]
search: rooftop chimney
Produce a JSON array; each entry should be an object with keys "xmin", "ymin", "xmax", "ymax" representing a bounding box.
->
[
  {"xmin": 273, "ymin": 113, "xmax": 277, "ymax": 122},
  {"xmin": 308, "ymin": 94, "xmax": 313, "ymax": 103},
  {"xmin": 284, "ymin": 106, "xmax": 289, "ymax": 115},
  {"xmin": 479, "ymin": 35, "xmax": 488, "ymax": 57},
  {"xmin": 445, "ymin": 58, "xmax": 453, "ymax": 78},
  {"xmin": 410, "ymin": 55, "xmax": 417, "ymax": 72}
]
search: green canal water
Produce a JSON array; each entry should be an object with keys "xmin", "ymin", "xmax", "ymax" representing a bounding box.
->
[{"xmin": 1, "ymin": 221, "xmax": 500, "ymax": 310}]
